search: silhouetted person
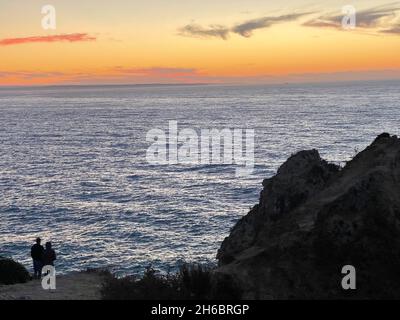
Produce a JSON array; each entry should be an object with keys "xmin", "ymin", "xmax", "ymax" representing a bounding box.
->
[
  {"xmin": 43, "ymin": 242, "xmax": 56, "ymax": 266},
  {"xmin": 31, "ymin": 237, "xmax": 44, "ymax": 279}
]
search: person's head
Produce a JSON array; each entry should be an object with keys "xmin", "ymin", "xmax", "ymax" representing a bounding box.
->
[
  {"xmin": 45, "ymin": 242, "xmax": 52, "ymax": 249},
  {"xmin": 36, "ymin": 237, "xmax": 41, "ymax": 244}
]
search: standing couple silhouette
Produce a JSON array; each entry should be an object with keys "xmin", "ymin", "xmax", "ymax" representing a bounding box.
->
[{"xmin": 30, "ymin": 237, "xmax": 57, "ymax": 279}]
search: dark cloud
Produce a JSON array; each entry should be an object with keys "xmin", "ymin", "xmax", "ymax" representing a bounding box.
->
[
  {"xmin": 303, "ymin": 16, "xmax": 342, "ymax": 29},
  {"xmin": 380, "ymin": 25, "xmax": 400, "ymax": 33},
  {"xmin": 232, "ymin": 12, "xmax": 312, "ymax": 37},
  {"xmin": 178, "ymin": 24, "xmax": 230, "ymax": 40},
  {"xmin": 178, "ymin": 12, "xmax": 312, "ymax": 40},
  {"xmin": 304, "ymin": 3, "xmax": 400, "ymax": 30},
  {"xmin": 357, "ymin": 4, "xmax": 399, "ymax": 27}
]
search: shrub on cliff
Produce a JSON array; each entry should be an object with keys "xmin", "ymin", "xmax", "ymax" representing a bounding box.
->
[
  {"xmin": 101, "ymin": 266, "xmax": 182, "ymax": 300},
  {"xmin": 0, "ymin": 257, "xmax": 30, "ymax": 285},
  {"xmin": 101, "ymin": 264, "xmax": 242, "ymax": 300}
]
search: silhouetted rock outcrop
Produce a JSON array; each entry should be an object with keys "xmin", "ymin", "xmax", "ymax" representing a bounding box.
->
[
  {"xmin": 0, "ymin": 257, "xmax": 30, "ymax": 285},
  {"xmin": 216, "ymin": 133, "xmax": 400, "ymax": 299}
]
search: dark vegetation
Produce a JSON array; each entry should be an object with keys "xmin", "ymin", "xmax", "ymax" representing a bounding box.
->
[
  {"xmin": 101, "ymin": 264, "xmax": 242, "ymax": 300},
  {"xmin": 0, "ymin": 257, "xmax": 30, "ymax": 285}
]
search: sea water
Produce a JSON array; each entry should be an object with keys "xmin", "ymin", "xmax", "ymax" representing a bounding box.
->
[{"xmin": 0, "ymin": 81, "xmax": 399, "ymax": 274}]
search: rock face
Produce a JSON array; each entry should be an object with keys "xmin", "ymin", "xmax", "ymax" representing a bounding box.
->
[{"xmin": 216, "ymin": 133, "xmax": 400, "ymax": 299}]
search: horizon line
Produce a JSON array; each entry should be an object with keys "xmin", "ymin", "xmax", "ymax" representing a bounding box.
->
[{"xmin": 1, "ymin": 78, "xmax": 400, "ymax": 90}]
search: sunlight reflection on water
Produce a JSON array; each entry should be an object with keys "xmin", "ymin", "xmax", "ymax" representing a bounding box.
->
[{"xmin": 1, "ymin": 81, "xmax": 400, "ymax": 275}]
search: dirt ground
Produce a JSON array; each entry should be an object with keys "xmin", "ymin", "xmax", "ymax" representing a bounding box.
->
[{"xmin": 0, "ymin": 271, "xmax": 104, "ymax": 300}]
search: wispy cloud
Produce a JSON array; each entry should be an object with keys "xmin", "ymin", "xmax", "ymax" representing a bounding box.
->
[
  {"xmin": 2, "ymin": 68, "xmax": 400, "ymax": 86},
  {"xmin": 0, "ymin": 33, "xmax": 96, "ymax": 46},
  {"xmin": 380, "ymin": 25, "xmax": 400, "ymax": 33},
  {"xmin": 304, "ymin": 3, "xmax": 400, "ymax": 30},
  {"xmin": 178, "ymin": 12, "xmax": 312, "ymax": 40},
  {"xmin": 232, "ymin": 12, "xmax": 312, "ymax": 37},
  {"xmin": 178, "ymin": 24, "xmax": 230, "ymax": 40},
  {"xmin": 113, "ymin": 67, "xmax": 199, "ymax": 77},
  {"xmin": 357, "ymin": 3, "xmax": 399, "ymax": 27},
  {"xmin": 0, "ymin": 71, "xmax": 65, "ymax": 79},
  {"xmin": 0, "ymin": 67, "xmax": 201, "ymax": 86}
]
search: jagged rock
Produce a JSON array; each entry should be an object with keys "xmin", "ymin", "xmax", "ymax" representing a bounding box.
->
[
  {"xmin": 217, "ymin": 149, "xmax": 339, "ymax": 265},
  {"xmin": 216, "ymin": 133, "xmax": 400, "ymax": 299}
]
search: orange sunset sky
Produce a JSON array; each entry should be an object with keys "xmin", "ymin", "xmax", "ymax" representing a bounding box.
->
[{"xmin": 0, "ymin": 0, "xmax": 400, "ymax": 86}]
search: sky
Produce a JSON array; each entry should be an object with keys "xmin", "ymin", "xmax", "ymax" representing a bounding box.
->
[{"xmin": 0, "ymin": 0, "xmax": 400, "ymax": 85}]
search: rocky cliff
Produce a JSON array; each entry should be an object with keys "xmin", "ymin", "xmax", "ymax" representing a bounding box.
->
[{"xmin": 216, "ymin": 133, "xmax": 400, "ymax": 299}]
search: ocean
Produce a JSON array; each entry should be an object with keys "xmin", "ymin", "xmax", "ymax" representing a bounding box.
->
[{"xmin": 1, "ymin": 81, "xmax": 399, "ymax": 275}]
